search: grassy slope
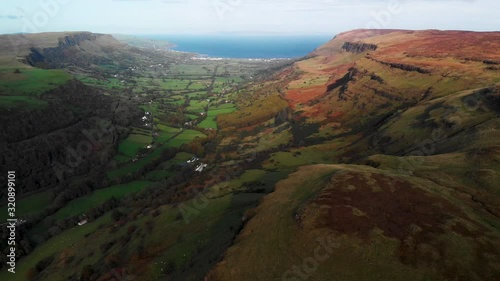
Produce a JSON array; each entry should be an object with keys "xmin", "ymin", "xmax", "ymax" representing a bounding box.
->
[
  {"xmin": 53, "ymin": 181, "xmax": 152, "ymax": 219},
  {"xmin": 208, "ymin": 164, "xmax": 500, "ymax": 281},
  {"xmin": 0, "ymin": 213, "xmax": 113, "ymax": 281},
  {"xmin": 0, "ymin": 191, "xmax": 52, "ymax": 221},
  {"xmin": 0, "ymin": 68, "xmax": 71, "ymax": 109},
  {"xmin": 207, "ymin": 30, "xmax": 500, "ymax": 281}
]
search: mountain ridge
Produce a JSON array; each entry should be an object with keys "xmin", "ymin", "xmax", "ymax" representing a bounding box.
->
[{"xmin": 206, "ymin": 29, "xmax": 500, "ymax": 281}]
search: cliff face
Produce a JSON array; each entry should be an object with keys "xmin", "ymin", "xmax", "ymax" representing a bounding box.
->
[
  {"xmin": 24, "ymin": 32, "xmax": 124, "ymax": 68},
  {"xmin": 341, "ymin": 41, "xmax": 377, "ymax": 53},
  {"xmin": 58, "ymin": 32, "xmax": 98, "ymax": 47},
  {"xmin": 277, "ymin": 29, "xmax": 500, "ymax": 124}
]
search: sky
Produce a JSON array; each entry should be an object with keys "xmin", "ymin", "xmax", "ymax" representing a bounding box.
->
[{"xmin": 0, "ymin": 0, "xmax": 498, "ymax": 36}]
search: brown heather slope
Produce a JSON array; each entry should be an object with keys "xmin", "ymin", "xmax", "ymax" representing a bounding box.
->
[
  {"xmin": 282, "ymin": 29, "xmax": 500, "ymax": 124},
  {"xmin": 206, "ymin": 165, "xmax": 500, "ymax": 281},
  {"xmin": 207, "ymin": 30, "xmax": 500, "ymax": 281}
]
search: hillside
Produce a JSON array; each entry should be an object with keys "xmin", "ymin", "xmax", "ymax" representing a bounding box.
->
[
  {"xmin": 0, "ymin": 32, "xmax": 128, "ymax": 68},
  {"xmin": 0, "ymin": 29, "xmax": 498, "ymax": 281},
  {"xmin": 0, "ymin": 31, "xmax": 284, "ymax": 281},
  {"xmin": 285, "ymin": 30, "xmax": 499, "ymax": 122},
  {"xmin": 207, "ymin": 29, "xmax": 500, "ymax": 281}
]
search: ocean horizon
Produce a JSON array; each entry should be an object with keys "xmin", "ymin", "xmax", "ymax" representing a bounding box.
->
[{"xmin": 136, "ymin": 34, "xmax": 333, "ymax": 59}]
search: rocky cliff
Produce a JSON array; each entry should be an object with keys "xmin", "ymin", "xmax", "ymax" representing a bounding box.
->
[{"xmin": 24, "ymin": 32, "xmax": 125, "ymax": 68}]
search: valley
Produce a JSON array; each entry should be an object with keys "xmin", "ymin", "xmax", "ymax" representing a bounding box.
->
[{"xmin": 0, "ymin": 29, "xmax": 499, "ymax": 281}]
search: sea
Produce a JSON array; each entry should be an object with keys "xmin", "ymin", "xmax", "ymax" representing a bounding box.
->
[{"xmin": 136, "ymin": 34, "xmax": 333, "ymax": 59}]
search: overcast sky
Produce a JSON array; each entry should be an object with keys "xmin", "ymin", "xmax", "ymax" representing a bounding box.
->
[{"xmin": 0, "ymin": 0, "xmax": 498, "ymax": 35}]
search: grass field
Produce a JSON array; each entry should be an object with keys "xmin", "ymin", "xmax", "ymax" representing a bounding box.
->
[
  {"xmin": 198, "ymin": 105, "xmax": 237, "ymax": 129},
  {"xmin": 187, "ymin": 100, "xmax": 209, "ymax": 113},
  {"xmin": 157, "ymin": 124, "xmax": 182, "ymax": 143},
  {"xmin": 118, "ymin": 133, "xmax": 153, "ymax": 157},
  {"xmin": 186, "ymin": 91, "xmax": 207, "ymax": 98},
  {"xmin": 0, "ymin": 213, "xmax": 113, "ymax": 281},
  {"xmin": 108, "ymin": 133, "xmax": 203, "ymax": 179},
  {"xmin": 78, "ymin": 76, "xmax": 126, "ymax": 90},
  {"xmin": 159, "ymin": 79, "xmax": 191, "ymax": 90},
  {"xmin": 139, "ymin": 104, "xmax": 162, "ymax": 115},
  {"xmin": 208, "ymin": 107, "xmax": 236, "ymax": 117},
  {"xmin": 209, "ymin": 103, "xmax": 236, "ymax": 110},
  {"xmin": 53, "ymin": 181, "xmax": 152, "ymax": 219},
  {"xmin": 0, "ymin": 191, "xmax": 52, "ymax": 221},
  {"xmin": 199, "ymin": 117, "xmax": 217, "ymax": 129},
  {"xmin": 0, "ymin": 68, "xmax": 71, "ymax": 95},
  {"xmin": 166, "ymin": 130, "xmax": 206, "ymax": 148}
]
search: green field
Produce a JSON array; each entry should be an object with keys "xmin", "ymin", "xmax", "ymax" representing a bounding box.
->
[
  {"xmin": 139, "ymin": 103, "xmax": 162, "ymax": 115},
  {"xmin": 188, "ymin": 81, "xmax": 210, "ymax": 90},
  {"xmin": 198, "ymin": 105, "xmax": 237, "ymax": 129},
  {"xmin": 108, "ymin": 148, "xmax": 169, "ymax": 179},
  {"xmin": 166, "ymin": 130, "xmax": 206, "ymax": 148},
  {"xmin": 118, "ymin": 133, "xmax": 152, "ymax": 157},
  {"xmin": 0, "ymin": 68, "xmax": 71, "ymax": 95},
  {"xmin": 208, "ymin": 107, "xmax": 236, "ymax": 117},
  {"xmin": 157, "ymin": 124, "xmax": 182, "ymax": 143},
  {"xmin": 209, "ymin": 103, "xmax": 236, "ymax": 110},
  {"xmin": 108, "ymin": 133, "xmax": 201, "ymax": 179},
  {"xmin": 186, "ymin": 114, "xmax": 199, "ymax": 120},
  {"xmin": 78, "ymin": 76, "xmax": 126, "ymax": 90},
  {"xmin": 199, "ymin": 116, "xmax": 217, "ymax": 129},
  {"xmin": 53, "ymin": 181, "xmax": 152, "ymax": 219},
  {"xmin": 0, "ymin": 191, "xmax": 52, "ymax": 221},
  {"xmin": 186, "ymin": 91, "xmax": 207, "ymax": 98},
  {"xmin": 187, "ymin": 100, "xmax": 209, "ymax": 113},
  {"xmin": 0, "ymin": 213, "xmax": 113, "ymax": 281},
  {"xmin": 159, "ymin": 79, "xmax": 191, "ymax": 90},
  {"xmin": 168, "ymin": 64, "xmax": 214, "ymax": 76}
]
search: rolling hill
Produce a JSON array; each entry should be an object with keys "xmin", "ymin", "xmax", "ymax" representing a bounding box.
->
[
  {"xmin": 1, "ymin": 29, "xmax": 499, "ymax": 281},
  {"xmin": 207, "ymin": 29, "xmax": 500, "ymax": 281}
]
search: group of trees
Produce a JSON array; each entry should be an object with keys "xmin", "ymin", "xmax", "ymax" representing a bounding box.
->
[{"xmin": 0, "ymin": 80, "xmax": 141, "ymax": 199}]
